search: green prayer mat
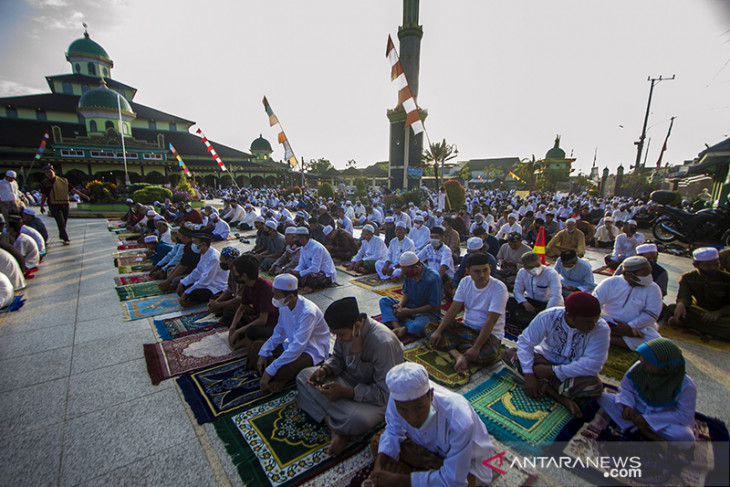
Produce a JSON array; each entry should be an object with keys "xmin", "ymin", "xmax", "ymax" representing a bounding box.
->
[
  {"xmin": 117, "ymin": 264, "xmax": 148, "ymax": 274},
  {"xmin": 464, "ymin": 368, "xmax": 576, "ymax": 454},
  {"xmin": 351, "ymin": 273, "xmax": 388, "ymax": 288},
  {"xmin": 601, "ymin": 346, "xmax": 639, "ymax": 381},
  {"xmin": 115, "ymin": 281, "xmax": 167, "ymax": 301},
  {"xmin": 121, "ymin": 295, "xmax": 203, "ymax": 321},
  {"xmin": 214, "ymin": 389, "xmax": 367, "ymax": 487},
  {"xmin": 403, "ymin": 344, "xmax": 480, "ymax": 388}
]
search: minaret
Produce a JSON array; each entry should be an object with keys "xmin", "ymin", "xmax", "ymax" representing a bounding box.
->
[{"xmin": 387, "ymin": 0, "xmax": 425, "ymax": 191}]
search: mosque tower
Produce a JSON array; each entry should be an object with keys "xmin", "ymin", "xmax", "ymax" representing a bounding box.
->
[{"xmin": 387, "ymin": 0, "xmax": 425, "ymax": 191}]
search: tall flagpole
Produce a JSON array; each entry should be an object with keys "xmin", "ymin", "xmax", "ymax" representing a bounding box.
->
[{"xmin": 116, "ymin": 92, "xmax": 130, "ymax": 186}]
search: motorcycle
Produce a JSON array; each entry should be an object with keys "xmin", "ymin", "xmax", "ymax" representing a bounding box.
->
[{"xmin": 650, "ymin": 191, "xmax": 730, "ymax": 248}]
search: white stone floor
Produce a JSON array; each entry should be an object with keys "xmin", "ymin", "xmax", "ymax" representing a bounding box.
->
[{"xmin": 0, "ymin": 214, "xmax": 728, "ymax": 487}]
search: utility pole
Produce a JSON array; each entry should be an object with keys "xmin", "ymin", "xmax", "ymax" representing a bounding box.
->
[{"xmin": 634, "ymin": 74, "xmax": 675, "ymax": 173}]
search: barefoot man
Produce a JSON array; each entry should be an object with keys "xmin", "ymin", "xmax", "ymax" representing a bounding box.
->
[
  {"xmin": 296, "ymin": 297, "xmax": 404, "ymax": 456},
  {"xmin": 501, "ymin": 291, "xmax": 609, "ymax": 417}
]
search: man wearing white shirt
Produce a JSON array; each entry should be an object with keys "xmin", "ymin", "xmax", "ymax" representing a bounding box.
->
[
  {"xmin": 349, "ymin": 224, "xmax": 387, "ymax": 274},
  {"xmin": 393, "ymin": 206, "xmax": 411, "ymax": 230},
  {"xmin": 250, "ymin": 273, "xmax": 330, "ymax": 393},
  {"xmin": 7, "ymin": 220, "xmax": 39, "ymax": 271},
  {"xmin": 177, "ymin": 233, "xmax": 229, "ymax": 307},
  {"xmin": 468, "ymin": 213, "xmax": 489, "ymax": 235},
  {"xmin": 502, "ymin": 291, "xmax": 609, "ymax": 417},
  {"xmin": 427, "ymin": 253, "xmax": 508, "ymax": 372},
  {"xmin": 507, "ymin": 251, "xmax": 564, "ymax": 327},
  {"xmin": 239, "ymin": 204, "xmax": 258, "ymax": 230},
  {"xmin": 376, "ymin": 222, "xmax": 415, "ymax": 281},
  {"xmin": 409, "ymin": 215, "xmax": 431, "ymax": 252},
  {"xmin": 495, "ymin": 213, "xmax": 522, "ymax": 241},
  {"xmin": 20, "ymin": 223, "xmax": 45, "ymax": 257},
  {"xmin": 0, "ymin": 171, "xmax": 24, "ymax": 222},
  {"xmin": 207, "ymin": 212, "xmax": 230, "ymax": 241},
  {"xmin": 292, "ymin": 226, "xmax": 337, "ymax": 292},
  {"xmin": 605, "ymin": 219, "xmax": 644, "ymax": 269},
  {"xmin": 222, "ymin": 200, "xmax": 246, "ymax": 226},
  {"xmin": 344, "ymin": 201, "xmax": 356, "ymax": 220},
  {"xmin": 593, "ymin": 256, "xmax": 663, "ymax": 350}
]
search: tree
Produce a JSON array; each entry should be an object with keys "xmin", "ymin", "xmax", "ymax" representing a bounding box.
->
[
  {"xmin": 422, "ymin": 139, "xmax": 458, "ymax": 189},
  {"xmin": 346, "ymin": 159, "xmax": 357, "ymax": 169},
  {"xmin": 513, "ymin": 156, "xmax": 537, "ymax": 190},
  {"xmin": 303, "ymin": 158, "xmax": 333, "ymax": 175}
]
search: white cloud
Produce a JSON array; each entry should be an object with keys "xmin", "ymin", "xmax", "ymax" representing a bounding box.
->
[
  {"xmin": 32, "ymin": 10, "xmax": 84, "ymax": 30},
  {"xmin": 0, "ymin": 80, "xmax": 44, "ymax": 97},
  {"xmin": 25, "ymin": 0, "xmax": 69, "ymax": 7}
]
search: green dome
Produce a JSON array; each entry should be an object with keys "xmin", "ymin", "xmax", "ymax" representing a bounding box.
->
[
  {"xmin": 546, "ymin": 135, "xmax": 565, "ymax": 159},
  {"xmin": 78, "ymin": 81, "xmax": 132, "ymax": 113},
  {"xmin": 67, "ymin": 32, "xmax": 111, "ymax": 62},
  {"xmin": 250, "ymin": 134, "xmax": 272, "ymax": 152}
]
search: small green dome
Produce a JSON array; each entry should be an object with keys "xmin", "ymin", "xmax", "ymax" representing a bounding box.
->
[
  {"xmin": 546, "ymin": 135, "xmax": 565, "ymax": 159},
  {"xmin": 250, "ymin": 134, "xmax": 272, "ymax": 152},
  {"xmin": 78, "ymin": 81, "xmax": 132, "ymax": 112},
  {"xmin": 67, "ymin": 32, "xmax": 111, "ymax": 62}
]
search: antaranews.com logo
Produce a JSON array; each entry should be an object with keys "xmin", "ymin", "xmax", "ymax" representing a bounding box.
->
[{"xmin": 483, "ymin": 451, "xmax": 642, "ymax": 479}]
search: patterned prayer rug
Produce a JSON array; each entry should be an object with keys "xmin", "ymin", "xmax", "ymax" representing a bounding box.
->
[
  {"xmin": 177, "ymin": 358, "xmax": 279, "ymax": 423},
  {"xmin": 117, "ymin": 242, "xmax": 145, "ymax": 250},
  {"xmin": 121, "ymin": 295, "xmax": 201, "ymax": 321},
  {"xmin": 504, "ymin": 318, "xmax": 528, "ymax": 341},
  {"xmin": 660, "ymin": 323, "xmax": 730, "ymax": 353},
  {"xmin": 152, "ymin": 310, "xmax": 222, "ymax": 340},
  {"xmin": 561, "ymin": 406, "xmax": 728, "ymax": 487},
  {"xmin": 114, "ymin": 273, "xmax": 155, "ymax": 286},
  {"xmin": 370, "ymin": 314, "xmax": 420, "ymax": 345},
  {"xmin": 600, "ymin": 346, "xmax": 639, "ymax": 381},
  {"xmin": 117, "ymin": 264, "xmax": 148, "ymax": 274},
  {"xmin": 112, "ymin": 249, "xmax": 147, "ymax": 259},
  {"xmin": 213, "ymin": 389, "xmax": 369, "ymax": 487},
  {"xmin": 404, "ymin": 344, "xmax": 480, "ymax": 388},
  {"xmin": 143, "ymin": 329, "xmax": 245, "ymax": 385},
  {"xmin": 592, "ymin": 266, "xmax": 615, "ymax": 276},
  {"xmin": 0, "ymin": 295, "xmax": 25, "ymax": 313},
  {"xmin": 336, "ymin": 264, "xmax": 364, "ymax": 277},
  {"xmin": 114, "ymin": 255, "xmax": 150, "ymax": 267},
  {"xmin": 464, "ymin": 368, "xmax": 577, "ymax": 454},
  {"xmin": 350, "ymin": 273, "xmax": 387, "ymax": 288},
  {"xmin": 115, "ymin": 232, "xmax": 141, "ymax": 241},
  {"xmin": 115, "ymin": 281, "xmax": 166, "ymax": 301},
  {"xmin": 372, "ymin": 285, "xmax": 403, "ymax": 299}
]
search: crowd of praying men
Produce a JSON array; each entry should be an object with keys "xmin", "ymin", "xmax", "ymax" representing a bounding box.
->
[{"xmin": 123, "ymin": 185, "xmax": 729, "ymax": 487}]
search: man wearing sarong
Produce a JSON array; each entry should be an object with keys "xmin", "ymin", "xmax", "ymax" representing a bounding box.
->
[
  {"xmin": 291, "ymin": 227, "xmax": 337, "ymax": 292},
  {"xmin": 349, "ymin": 224, "xmax": 387, "ymax": 274},
  {"xmin": 375, "ymin": 222, "xmax": 415, "ymax": 281}
]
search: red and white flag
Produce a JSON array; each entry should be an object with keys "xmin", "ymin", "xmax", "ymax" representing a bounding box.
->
[
  {"xmin": 386, "ymin": 35, "xmax": 423, "ymax": 135},
  {"xmin": 195, "ymin": 128, "xmax": 227, "ymax": 171}
]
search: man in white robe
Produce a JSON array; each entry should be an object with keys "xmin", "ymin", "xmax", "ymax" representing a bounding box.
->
[{"xmin": 375, "ymin": 222, "xmax": 415, "ymax": 281}]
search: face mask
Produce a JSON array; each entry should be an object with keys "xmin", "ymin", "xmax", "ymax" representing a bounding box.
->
[
  {"xmin": 219, "ymin": 262, "xmax": 230, "ymax": 271},
  {"xmin": 635, "ymin": 274, "xmax": 654, "ymax": 286},
  {"xmin": 430, "ymin": 239, "xmax": 441, "ymax": 248},
  {"xmin": 191, "ymin": 243, "xmax": 200, "ymax": 254},
  {"xmin": 272, "ymin": 297, "xmax": 288, "ymax": 308},
  {"xmin": 418, "ymin": 404, "xmax": 437, "ymax": 431},
  {"xmin": 186, "ymin": 208, "xmax": 191, "ymax": 213},
  {"xmin": 528, "ymin": 266, "xmax": 543, "ymax": 277}
]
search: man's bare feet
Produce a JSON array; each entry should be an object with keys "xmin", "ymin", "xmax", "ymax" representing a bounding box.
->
[
  {"xmin": 555, "ymin": 396, "xmax": 582, "ymax": 418},
  {"xmin": 327, "ymin": 430, "xmax": 349, "ymax": 456},
  {"xmin": 392, "ymin": 326, "xmax": 408, "ymax": 338},
  {"xmin": 454, "ymin": 355, "xmax": 469, "ymax": 372},
  {"xmin": 301, "ymin": 286, "xmax": 313, "ymax": 294}
]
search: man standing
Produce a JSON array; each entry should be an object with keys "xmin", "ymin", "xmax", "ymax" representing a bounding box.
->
[
  {"xmin": 0, "ymin": 171, "xmax": 25, "ymax": 222},
  {"xmin": 39, "ymin": 165, "xmax": 88, "ymax": 245}
]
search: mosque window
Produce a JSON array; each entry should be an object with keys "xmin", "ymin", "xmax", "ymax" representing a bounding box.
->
[
  {"xmin": 82, "ymin": 84, "xmax": 89, "ymax": 94},
  {"xmin": 149, "ymin": 120, "xmax": 156, "ymax": 130},
  {"xmin": 105, "ymin": 121, "xmax": 114, "ymax": 131},
  {"xmin": 75, "ymin": 63, "xmax": 81, "ymax": 73},
  {"xmin": 89, "ymin": 120, "xmax": 97, "ymax": 132},
  {"xmin": 88, "ymin": 63, "xmax": 96, "ymax": 75},
  {"xmin": 103, "ymin": 67, "xmax": 108, "ymax": 77},
  {"xmin": 36, "ymin": 109, "xmax": 47, "ymax": 121},
  {"xmin": 6, "ymin": 106, "xmax": 17, "ymax": 118},
  {"xmin": 123, "ymin": 124, "xmax": 129, "ymax": 135},
  {"xmin": 63, "ymin": 82, "xmax": 73, "ymax": 94},
  {"xmin": 169, "ymin": 122, "xmax": 176, "ymax": 132},
  {"xmin": 60, "ymin": 149, "xmax": 84, "ymax": 157}
]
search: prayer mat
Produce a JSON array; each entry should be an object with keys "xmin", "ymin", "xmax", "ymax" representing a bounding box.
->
[
  {"xmin": 115, "ymin": 281, "xmax": 167, "ymax": 301},
  {"xmin": 152, "ymin": 310, "xmax": 222, "ymax": 340},
  {"xmin": 560, "ymin": 405, "xmax": 729, "ymax": 487},
  {"xmin": 592, "ymin": 266, "xmax": 615, "ymax": 276},
  {"xmin": 351, "ymin": 273, "xmax": 388, "ymax": 289},
  {"xmin": 298, "ymin": 449, "xmax": 373, "ymax": 487},
  {"xmin": 116, "ymin": 232, "xmax": 140, "ymax": 241},
  {"xmin": 660, "ymin": 323, "xmax": 730, "ymax": 353},
  {"xmin": 371, "ymin": 314, "xmax": 421, "ymax": 345},
  {"xmin": 112, "ymin": 249, "xmax": 147, "ymax": 259},
  {"xmin": 336, "ymin": 264, "xmax": 363, "ymax": 277},
  {"xmin": 504, "ymin": 318, "xmax": 528, "ymax": 341},
  {"xmin": 121, "ymin": 295, "xmax": 202, "ymax": 321},
  {"xmin": 404, "ymin": 344, "xmax": 480, "ymax": 388},
  {"xmin": 600, "ymin": 346, "xmax": 639, "ymax": 381},
  {"xmin": 0, "ymin": 295, "xmax": 25, "ymax": 313},
  {"xmin": 464, "ymin": 368, "xmax": 578, "ymax": 454},
  {"xmin": 177, "ymin": 358, "xmax": 282, "ymax": 423},
  {"xmin": 117, "ymin": 264, "xmax": 148, "ymax": 274},
  {"xmin": 143, "ymin": 329, "xmax": 245, "ymax": 385},
  {"xmin": 372, "ymin": 285, "xmax": 403, "ymax": 299},
  {"xmin": 114, "ymin": 273, "xmax": 154, "ymax": 286},
  {"xmin": 114, "ymin": 255, "xmax": 150, "ymax": 267},
  {"xmin": 117, "ymin": 242, "xmax": 145, "ymax": 250},
  {"xmin": 213, "ymin": 389, "xmax": 370, "ymax": 487}
]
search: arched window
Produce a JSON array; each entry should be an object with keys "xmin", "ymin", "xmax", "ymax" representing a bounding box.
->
[
  {"xmin": 89, "ymin": 120, "xmax": 97, "ymax": 132},
  {"xmin": 149, "ymin": 120, "xmax": 156, "ymax": 130},
  {"xmin": 36, "ymin": 109, "xmax": 47, "ymax": 121},
  {"xmin": 169, "ymin": 122, "xmax": 176, "ymax": 132},
  {"xmin": 6, "ymin": 106, "xmax": 18, "ymax": 118},
  {"xmin": 88, "ymin": 63, "xmax": 96, "ymax": 75},
  {"xmin": 62, "ymin": 82, "xmax": 73, "ymax": 94},
  {"xmin": 102, "ymin": 67, "xmax": 108, "ymax": 77},
  {"xmin": 105, "ymin": 121, "xmax": 114, "ymax": 131},
  {"xmin": 75, "ymin": 63, "xmax": 81, "ymax": 73},
  {"xmin": 82, "ymin": 84, "xmax": 89, "ymax": 94}
]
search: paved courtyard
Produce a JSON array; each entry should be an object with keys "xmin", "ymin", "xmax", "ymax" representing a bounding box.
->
[{"xmin": 0, "ymin": 214, "xmax": 728, "ymax": 486}]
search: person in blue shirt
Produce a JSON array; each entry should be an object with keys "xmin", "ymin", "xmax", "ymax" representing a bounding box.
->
[
  {"xmin": 144, "ymin": 235, "xmax": 174, "ymax": 266},
  {"xmin": 554, "ymin": 249, "xmax": 595, "ymax": 298},
  {"xmin": 453, "ymin": 237, "xmax": 497, "ymax": 288}
]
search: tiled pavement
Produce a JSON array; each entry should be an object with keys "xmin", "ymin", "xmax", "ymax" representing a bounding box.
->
[{"xmin": 0, "ymin": 214, "xmax": 728, "ymax": 486}]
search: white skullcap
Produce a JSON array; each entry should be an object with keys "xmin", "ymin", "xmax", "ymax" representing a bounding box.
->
[
  {"xmin": 509, "ymin": 213, "xmax": 518, "ymax": 219},
  {"xmin": 319, "ymin": 204, "xmax": 328, "ymax": 210},
  {"xmin": 22, "ymin": 208, "xmax": 35, "ymax": 216},
  {"xmin": 395, "ymin": 221, "xmax": 407, "ymax": 229},
  {"xmin": 154, "ymin": 215, "xmax": 165, "ymax": 221},
  {"xmin": 264, "ymin": 220, "xmax": 277, "ymax": 230},
  {"xmin": 358, "ymin": 216, "xmax": 366, "ymax": 224},
  {"xmin": 414, "ymin": 215, "xmax": 424, "ymax": 222},
  {"xmin": 273, "ymin": 273, "xmax": 298, "ymax": 291},
  {"xmin": 386, "ymin": 363, "xmax": 431, "ymax": 402},
  {"xmin": 475, "ymin": 213, "xmax": 484, "ymax": 218},
  {"xmin": 322, "ymin": 225, "xmax": 333, "ymax": 236},
  {"xmin": 295, "ymin": 227, "xmax": 309, "ymax": 235},
  {"xmin": 146, "ymin": 210, "xmax": 156, "ymax": 217},
  {"xmin": 125, "ymin": 198, "xmax": 134, "ymax": 204},
  {"xmin": 254, "ymin": 216, "xmax": 265, "ymax": 223},
  {"xmin": 285, "ymin": 227, "xmax": 297, "ymax": 235},
  {"xmin": 362, "ymin": 224, "xmax": 375, "ymax": 234},
  {"xmin": 399, "ymin": 251, "xmax": 419, "ymax": 267},
  {"xmin": 467, "ymin": 237, "xmax": 484, "ymax": 251},
  {"xmin": 384, "ymin": 216, "xmax": 394, "ymax": 223},
  {"xmin": 408, "ymin": 201, "xmax": 415, "ymax": 206},
  {"xmin": 346, "ymin": 201, "xmax": 352, "ymax": 205},
  {"xmin": 5, "ymin": 170, "xmax": 16, "ymax": 178},
  {"xmin": 627, "ymin": 219, "xmax": 638, "ymax": 226},
  {"xmin": 636, "ymin": 243, "xmax": 658, "ymax": 254},
  {"xmin": 566, "ymin": 218, "xmax": 576, "ymax": 224},
  {"xmin": 604, "ymin": 217, "xmax": 614, "ymax": 222},
  {"xmin": 693, "ymin": 247, "xmax": 719, "ymax": 262},
  {"xmin": 143, "ymin": 236, "xmax": 157, "ymax": 243}
]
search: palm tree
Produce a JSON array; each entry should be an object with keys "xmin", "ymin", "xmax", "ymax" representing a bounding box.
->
[{"xmin": 422, "ymin": 139, "xmax": 458, "ymax": 188}]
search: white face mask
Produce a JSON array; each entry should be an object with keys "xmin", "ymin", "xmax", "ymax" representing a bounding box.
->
[
  {"xmin": 271, "ymin": 297, "xmax": 288, "ymax": 308},
  {"xmin": 635, "ymin": 274, "xmax": 654, "ymax": 287},
  {"xmin": 528, "ymin": 265, "xmax": 543, "ymax": 277},
  {"xmin": 418, "ymin": 404, "xmax": 437, "ymax": 431},
  {"xmin": 430, "ymin": 239, "xmax": 441, "ymax": 248}
]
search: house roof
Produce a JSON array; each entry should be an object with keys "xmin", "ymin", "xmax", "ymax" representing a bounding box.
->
[
  {"xmin": 46, "ymin": 74, "xmax": 136, "ymax": 95},
  {"xmin": 463, "ymin": 157, "xmax": 521, "ymax": 171}
]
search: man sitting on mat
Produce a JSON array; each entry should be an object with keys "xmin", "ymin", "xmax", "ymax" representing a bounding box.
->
[
  {"xmin": 150, "ymin": 228, "xmax": 185, "ymax": 282},
  {"xmin": 506, "ymin": 251, "xmax": 563, "ymax": 329},
  {"xmin": 176, "ymin": 233, "xmax": 229, "ymax": 308},
  {"xmin": 297, "ymin": 297, "xmax": 404, "ymax": 456},
  {"xmin": 269, "ymin": 227, "xmax": 301, "ymax": 275},
  {"xmin": 290, "ymin": 227, "xmax": 337, "ymax": 293},
  {"xmin": 378, "ymin": 251, "xmax": 442, "ymax": 338},
  {"xmin": 248, "ymin": 274, "xmax": 330, "ymax": 393},
  {"xmin": 417, "ymin": 226, "xmax": 455, "ymax": 301},
  {"xmin": 348, "ymin": 224, "xmax": 387, "ymax": 274},
  {"xmin": 502, "ymin": 291, "xmax": 609, "ymax": 418},
  {"xmin": 427, "ymin": 253, "xmax": 508, "ymax": 372},
  {"xmin": 375, "ymin": 222, "xmax": 415, "ymax": 282},
  {"xmin": 368, "ymin": 362, "xmax": 496, "ymax": 487},
  {"xmin": 323, "ymin": 225, "xmax": 358, "ymax": 264},
  {"xmin": 207, "ymin": 246, "xmax": 241, "ymax": 317}
]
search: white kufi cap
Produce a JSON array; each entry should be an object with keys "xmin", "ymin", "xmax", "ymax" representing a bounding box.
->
[
  {"xmin": 386, "ymin": 363, "xmax": 431, "ymax": 402},
  {"xmin": 273, "ymin": 274, "xmax": 298, "ymax": 291},
  {"xmin": 693, "ymin": 247, "xmax": 719, "ymax": 262},
  {"xmin": 467, "ymin": 237, "xmax": 484, "ymax": 251},
  {"xmin": 322, "ymin": 225, "xmax": 333, "ymax": 236},
  {"xmin": 636, "ymin": 243, "xmax": 657, "ymax": 254},
  {"xmin": 399, "ymin": 251, "xmax": 419, "ymax": 267}
]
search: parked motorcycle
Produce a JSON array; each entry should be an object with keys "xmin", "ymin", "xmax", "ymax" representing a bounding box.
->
[{"xmin": 650, "ymin": 190, "xmax": 730, "ymax": 248}]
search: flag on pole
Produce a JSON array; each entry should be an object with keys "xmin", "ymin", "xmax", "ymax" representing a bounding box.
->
[
  {"xmin": 168, "ymin": 143, "xmax": 191, "ymax": 176},
  {"xmin": 34, "ymin": 131, "xmax": 49, "ymax": 160},
  {"xmin": 262, "ymin": 96, "xmax": 298, "ymax": 169},
  {"xmin": 533, "ymin": 226, "xmax": 547, "ymax": 265},
  {"xmin": 656, "ymin": 117, "xmax": 675, "ymax": 168},
  {"xmin": 385, "ymin": 35, "xmax": 423, "ymax": 135},
  {"xmin": 195, "ymin": 128, "xmax": 227, "ymax": 171}
]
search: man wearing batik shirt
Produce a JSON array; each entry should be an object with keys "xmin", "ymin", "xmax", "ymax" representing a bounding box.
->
[{"xmin": 417, "ymin": 226, "xmax": 455, "ymax": 299}]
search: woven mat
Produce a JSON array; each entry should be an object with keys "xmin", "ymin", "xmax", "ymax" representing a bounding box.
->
[
  {"xmin": 115, "ymin": 281, "xmax": 166, "ymax": 301},
  {"xmin": 372, "ymin": 285, "xmax": 403, "ymax": 299},
  {"xmin": 117, "ymin": 264, "xmax": 148, "ymax": 274},
  {"xmin": 143, "ymin": 329, "xmax": 245, "ymax": 385},
  {"xmin": 404, "ymin": 344, "xmax": 481, "ymax": 388},
  {"xmin": 114, "ymin": 273, "xmax": 155, "ymax": 286},
  {"xmin": 152, "ymin": 310, "xmax": 222, "ymax": 340},
  {"xmin": 116, "ymin": 242, "xmax": 145, "ymax": 250},
  {"xmin": 112, "ymin": 249, "xmax": 147, "ymax": 259},
  {"xmin": 350, "ymin": 273, "xmax": 388, "ymax": 289},
  {"xmin": 121, "ymin": 295, "xmax": 202, "ymax": 321},
  {"xmin": 601, "ymin": 346, "xmax": 639, "ymax": 381},
  {"xmin": 464, "ymin": 368, "xmax": 578, "ymax": 454},
  {"xmin": 336, "ymin": 265, "xmax": 363, "ymax": 277},
  {"xmin": 213, "ymin": 389, "xmax": 370, "ymax": 487},
  {"xmin": 660, "ymin": 323, "xmax": 730, "ymax": 353},
  {"xmin": 116, "ymin": 232, "xmax": 140, "ymax": 241},
  {"xmin": 115, "ymin": 255, "xmax": 150, "ymax": 267}
]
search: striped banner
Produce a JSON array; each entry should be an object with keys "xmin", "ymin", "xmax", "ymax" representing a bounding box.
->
[
  {"xmin": 195, "ymin": 128, "xmax": 227, "ymax": 171},
  {"xmin": 168, "ymin": 143, "xmax": 191, "ymax": 176},
  {"xmin": 386, "ymin": 35, "xmax": 423, "ymax": 135},
  {"xmin": 262, "ymin": 96, "xmax": 298, "ymax": 169},
  {"xmin": 35, "ymin": 131, "xmax": 49, "ymax": 160}
]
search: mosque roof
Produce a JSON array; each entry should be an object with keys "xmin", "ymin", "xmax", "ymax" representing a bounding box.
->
[
  {"xmin": 46, "ymin": 74, "xmax": 136, "ymax": 96},
  {"xmin": 250, "ymin": 135, "xmax": 272, "ymax": 152},
  {"xmin": 66, "ymin": 32, "xmax": 111, "ymax": 63},
  {"xmin": 78, "ymin": 81, "xmax": 133, "ymax": 113},
  {"xmin": 545, "ymin": 136, "xmax": 566, "ymax": 159}
]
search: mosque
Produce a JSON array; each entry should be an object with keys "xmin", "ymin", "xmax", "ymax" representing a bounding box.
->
[{"xmin": 0, "ymin": 29, "xmax": 289, "ymax": 189}]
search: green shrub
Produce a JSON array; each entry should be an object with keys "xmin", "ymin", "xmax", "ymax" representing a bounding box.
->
[
  {"xmin": 133, "ymin": 185, "xmax": 173, "ymax": 205},
  {"xmin": 282, "ymin": 186, "xmax": 302, "ymax": 197},
  {"xmin": 85, "ymin": 180, "xmax": 118, "ymax": 203},
  {"xmin": 383, "ymin": 193, "xmax": 403, "ymax": 208},
  {"xmin": 354, "ymin": 177, "xmax": 367, "ymax": 191},
  {"xmin": 353, "ymin": 189, "xmax": 368, "ymax": 201},
  {"xmin": 127, "ymin": 183, "xmax": 150, "ymax": 193},
  {"xmin": 444, "ymin": 179, "xmax": 465, "ymax": 210},
  {"xmin": 317, "ymin": 182, "xmax": 334, "ymax": 199},
  {"xmin": 402, "ymin": 190, "xmax": 422, "ymax": 207}
]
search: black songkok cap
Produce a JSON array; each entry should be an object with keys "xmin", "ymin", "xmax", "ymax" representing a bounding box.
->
[
  {"xmin": 191, "ymin": 232, "xmax": 213, "ymax": 242},
  {"xmin": 560, "ymin": 249, "xmax": 577, "ymax": 264},
  {"xmin": 324, "ymin": 297, "xmax": 360, "ymax": 330}
]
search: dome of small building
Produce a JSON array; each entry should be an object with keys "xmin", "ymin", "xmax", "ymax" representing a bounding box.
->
[
  {"xmin": 78, "ymin": 80, "xmax": 132, "ymax": 113},
  {"xmin": 545, "ymin": 135, "xmax": 565, "ymax": 159},
  {"xmin": 67, "ymin": 31, "xmax": 111, "ymax": 62},
  {"xmin": 250, "ymin": 134, "xmax": 272, "ymax": 152}
]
